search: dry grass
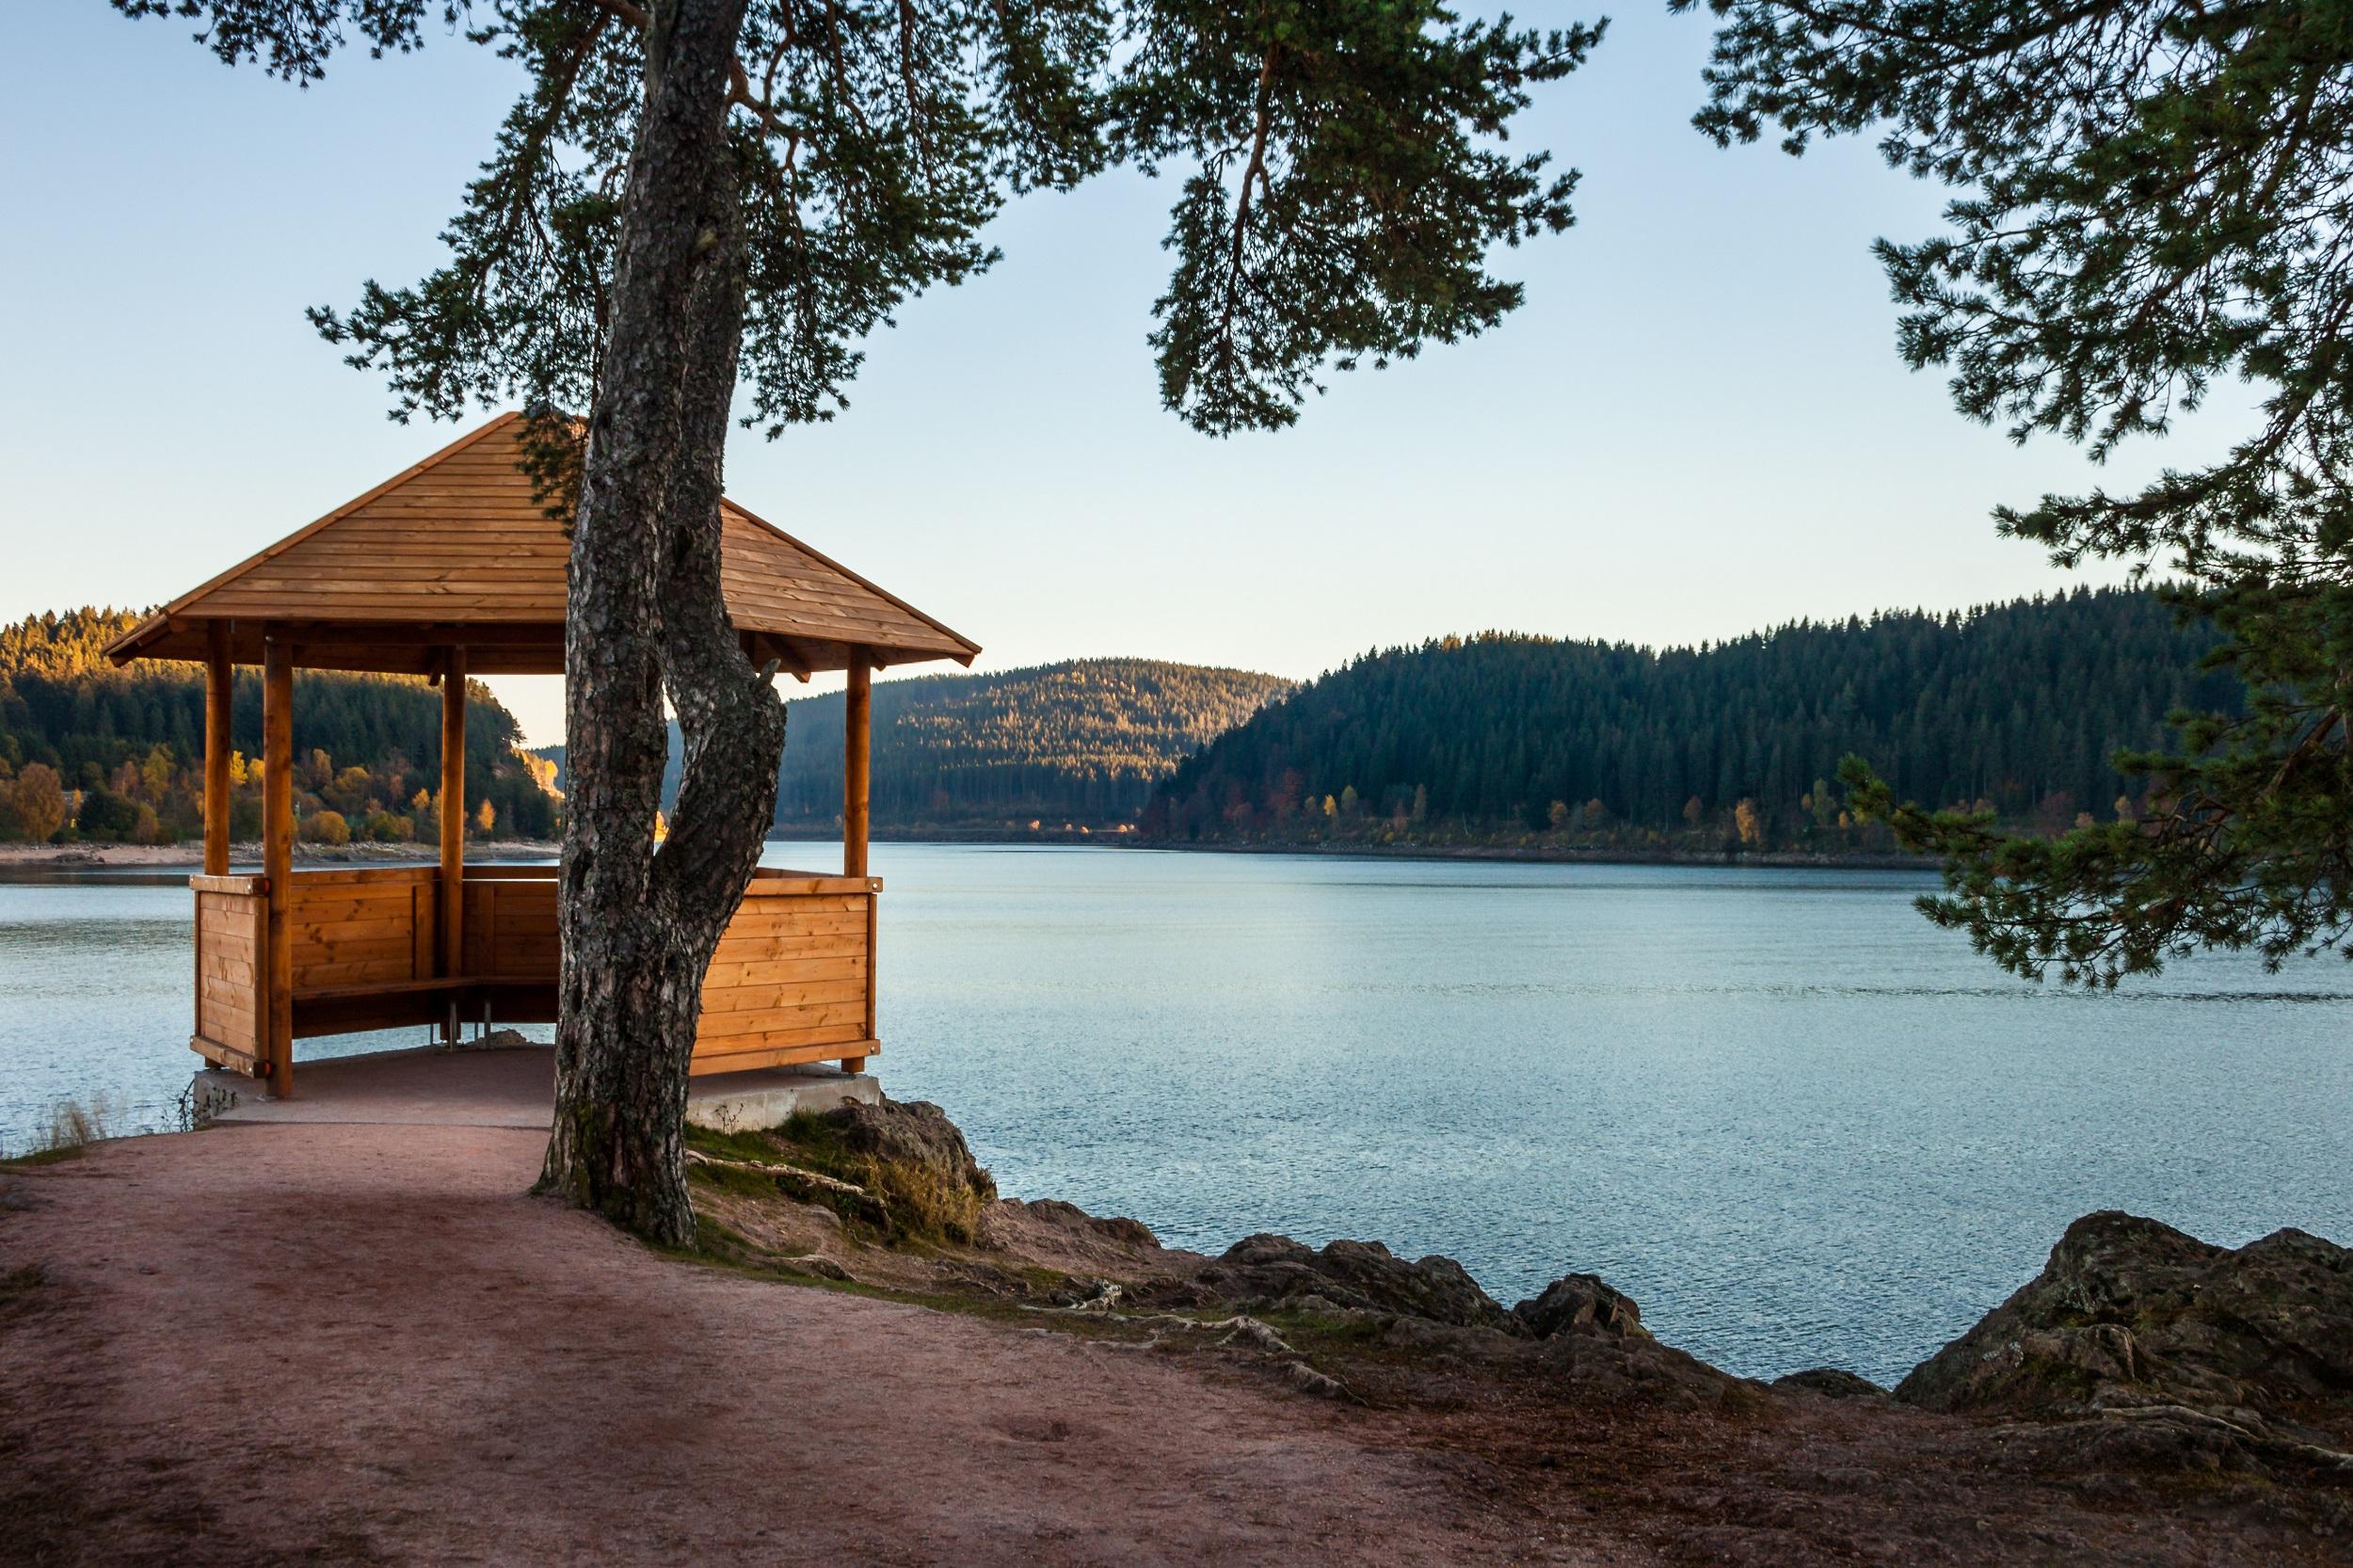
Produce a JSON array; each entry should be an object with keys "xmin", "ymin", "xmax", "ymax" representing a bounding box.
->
[
  {"xmin": 686, "ymin": 1116, "xmax": 988, "ymax": 1247},
  {"xmin": 1, "ymin": 1095, "xmax": 120, "ymax": 1164}
]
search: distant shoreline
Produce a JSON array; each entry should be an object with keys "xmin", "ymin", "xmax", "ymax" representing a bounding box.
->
[
  {"xmin": 1110, "ymin": 838, "xmax": 1938, "ymax": 872},
  {"xmin": 6, "ymin": 831, "xmax": 1939, "ymax": 874},
  {"xmin": 772, "ymin": 826, "xmax": 1940, "ymax": 872}
]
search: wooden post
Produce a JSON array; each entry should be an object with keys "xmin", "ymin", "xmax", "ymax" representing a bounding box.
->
[
  {"xmin": 841, "ymin": 654, "xmax": 872, "ymax": 1076},
  {"xmin": 262, "ymin": 630, "xmax": 294, "ymax": 1097},
  {"xmin": 202, "ymin": 621, "xmax": 232, "ymax": 877},
  {"xmin": 439, "ymin": 648, "xmax": 466, "ymax": 1042},
  {"xmin": 844, "ymin": 654, "xmax": 871, "ymax": 878},
  {"xmin": 840, "ymin": 885, "xmax": 875, "ymax": 1077}
]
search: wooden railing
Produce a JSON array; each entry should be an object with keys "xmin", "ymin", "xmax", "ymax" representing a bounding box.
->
[
  {"xmin": 461, "ymin": 865, "xmax": 560, "ymax": 980},
  {"xmin": 192, "ymin": 873, "xmax": 267, "ymax": 1074},
  {"xmin": 289, "ymin": 867, "xmax": 438, "ymax": 993},
  {"xmin": 189, "ymin": 862, "xmax": 880, "ymax": 1082},
  {"xmin": 694, "ymin": 869, "xmax": 880, "ymax": 1076}
]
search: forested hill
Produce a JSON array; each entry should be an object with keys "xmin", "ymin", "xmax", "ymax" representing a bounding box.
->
[
  {"xmin": 537, "ymin": 658, "xmax": 1292, "ymax": 830},
  {"xmin": 1141, "ymin": 589, "xmax": 2235, "ymax": 854},
  {"xmin": 0, "ymin": 607, "xmax": 560, "ymax": 845}
]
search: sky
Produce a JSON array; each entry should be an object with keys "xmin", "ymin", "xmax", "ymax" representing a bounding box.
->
[{"xmin": 2, "ymin": 4, "xmax": 2249, "ymax": 746}]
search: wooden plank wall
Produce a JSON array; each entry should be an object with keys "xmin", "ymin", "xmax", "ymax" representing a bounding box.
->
[
  {"xmin": 192, "ymin": 874, "xmax": 265, "ymax": 1069},
  {"xmin": 691, "ymin": 872, "xmax": 880, "ymax": 1075},
  {"xmin": 189, "ymin": 862, "xmax": 875, "ymax": 1076},
  {"xmin": 462, "ymin": 867, "xmax": 559, "ymax": 980},
  {"xmin": 287, "ymin": 867, "xmax": 436, "ymax": 994}
]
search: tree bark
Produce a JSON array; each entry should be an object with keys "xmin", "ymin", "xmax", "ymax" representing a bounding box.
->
[{"xmin": 539, "ymin": 0, "xmax": 783, "ymax": 1248}]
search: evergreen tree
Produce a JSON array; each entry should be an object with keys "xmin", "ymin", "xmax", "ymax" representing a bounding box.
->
[
  {"xmin": 1689, "ymin": 0, "xmax": 2353, "ymax": 983},
  {"xmin": 1144, "ymin": 591, "xmax": 2230, "ymax": 851}
]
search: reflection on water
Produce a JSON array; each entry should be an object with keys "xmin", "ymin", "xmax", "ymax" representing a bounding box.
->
[{"xmin": 3, "ymin": 844, "xmax": 2345, "ymax": 1384}]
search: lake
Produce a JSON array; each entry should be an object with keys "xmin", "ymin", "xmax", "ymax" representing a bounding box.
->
[{"xmin": 4, "ymin": 842, "xmax": 2345, "ymax": 1386}]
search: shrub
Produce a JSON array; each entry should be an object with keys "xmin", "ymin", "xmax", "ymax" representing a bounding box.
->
[
  {"xmin": 299, "ymin": 809, "xmax": 352, "ymax": 846},
  {"xmin": 362, "ymin": 809, "xmax": 414, "ymax": 842},
  {"xmin": 8, "ymin": 763, "xmax": 66, "ymax": 843},
  {"xmin": 73, "ymin": 786, "xmax": 142, "ymax": 840}
]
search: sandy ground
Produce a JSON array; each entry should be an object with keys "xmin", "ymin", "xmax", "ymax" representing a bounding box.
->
[{"xmin": 0, "ymin": 1124, "xmax": 1619, "ymax": 1568}]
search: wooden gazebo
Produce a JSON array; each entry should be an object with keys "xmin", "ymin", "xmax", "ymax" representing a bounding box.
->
[{"xmin": 106, "ymin": 413, "xmax": 977, "ymax": 1097}]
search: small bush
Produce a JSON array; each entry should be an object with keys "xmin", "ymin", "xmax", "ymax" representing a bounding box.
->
[
  {"xmin": 363, "ymin": 810, "xmax": 415, "ymax": 842},
  {"xmin": 299, "ymin": 809, "xmax": 352, "ymax": 846}
]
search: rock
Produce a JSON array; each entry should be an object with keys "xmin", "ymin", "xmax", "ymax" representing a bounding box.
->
[
  {"xmin": 1186, "ymin": 1234, "xmax": 1523, "ymax": 1334},
  {"xmin": 820, "ymin": 1097, "xmax": 997, "ymax": 1205},
  {"xmin": 1774, "ymin": 1368, "xmax": 1887, "ymax": 1400},
  {"xmin": 1897, "ymin": 1210, "xmax": 2353, "ymax": 1461},
  {"xmin": 795, "ymin": 1092, "xmax": 998, "ymax": 1242},
  {"xmin": 1513, "ymin": 1273, "xmax": 1645, "ymax": 1339},
  {"xmin": 459, "ymin": 1027, "xmax": 536, "ymax": 1051},
  {"xmin": 1089, "ymin": 1213, "xmax": 1160, "ymax": 1249},
  {"xmin": 991, "ymin": 1197, "xmax": 1159, "ymax": 1251}
]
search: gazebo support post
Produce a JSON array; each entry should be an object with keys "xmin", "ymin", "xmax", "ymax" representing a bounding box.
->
[
  {"xmin": 844, "ymin": 655, "xmax": 871, "ymax": 878},
  {"xmin": 262, "ymin": 630, "xmax": 295, "ymax": 1097},
  {"xmin": 841, "ymin": 655, "xmax": 872, "ymax": 1075},
  {"xmin": 439, "ymin": 648, "xmax": 466, "ymax": 1043},
  {"xmin": 202, "ymin": 621, "xmax": 232, "ymax": 877}
]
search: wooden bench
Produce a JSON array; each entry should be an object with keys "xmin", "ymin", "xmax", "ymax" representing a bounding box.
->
[{"xmin": 291, "ymin": 973, "xmax": 558, "ymax": 1038}]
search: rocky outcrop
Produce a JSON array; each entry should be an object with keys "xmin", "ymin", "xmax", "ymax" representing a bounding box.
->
[
  {"xmin": 1513, "ymin": 1272, "xmax": 1645, "ymax": 1338},
  {"xmin": 1163, "ymin": 1234, "xmax": 1526, "ymax": 1334},
  {"xmin": 1898, "ymin": 1210, "xmax": 2353, "ymax": 1467},
  {"xmin": 821, "ymin": 1098, "xmax": 997, "ymax": 1207},
  {"xmin": 1132, "ymin": 1233, "xmax": 1675, "ymax": 1355},
  {"xmin": 976, "ymin": 1198, "xmax": 1176, "ymax": 1278},
  {"xmin": 1774, "ymin": 1368, "xmax": 1886, "ymax": 1400}
]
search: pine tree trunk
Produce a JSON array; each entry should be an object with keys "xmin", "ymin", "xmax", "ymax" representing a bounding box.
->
[{"xmin": 538, "ymin": 0, "xmax": 784, "ymax": 1248}]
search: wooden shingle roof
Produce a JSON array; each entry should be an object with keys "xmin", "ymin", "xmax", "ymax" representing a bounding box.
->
[{"xmin": 104, "ymin": 412, "xmax": 979, "ymax": 678}]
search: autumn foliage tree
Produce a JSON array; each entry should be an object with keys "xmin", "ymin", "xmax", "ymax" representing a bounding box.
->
[
  {"xmin": 118, "ymin": 0, "xmax": 1599, "ymax": 1241},
  {"xmin": 10, "ymin": 765, "xmax": 67, "ymax": 845}
]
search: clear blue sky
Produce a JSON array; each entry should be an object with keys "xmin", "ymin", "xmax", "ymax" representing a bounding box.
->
[{"xmin": 2, "ymin": 4, "xmax": 2244, "ymax": 745}]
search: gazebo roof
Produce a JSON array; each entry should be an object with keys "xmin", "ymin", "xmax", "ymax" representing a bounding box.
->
[{"xmin": 104, "ymin": 412, "xmax": 979, "ymax": 678}]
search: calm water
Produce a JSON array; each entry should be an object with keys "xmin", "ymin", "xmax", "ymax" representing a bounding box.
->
[{"xmin": 4, "ymin": 843, "xmax": 2346, "ymax": 1384}]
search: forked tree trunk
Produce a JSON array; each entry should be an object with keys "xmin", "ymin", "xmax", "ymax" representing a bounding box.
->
[{"xmin": 538, "ymin": 0, "xmax": 785, "ymax": 1247}]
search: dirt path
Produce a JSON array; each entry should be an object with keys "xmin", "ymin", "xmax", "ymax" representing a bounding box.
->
[{"xmin": 0, "ymin": 1125, "xmax": 1623, "ymax": 1568}]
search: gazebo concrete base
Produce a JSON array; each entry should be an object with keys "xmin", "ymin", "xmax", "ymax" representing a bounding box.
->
[
  {"xmin": 682, "ymin": 1064, "xmax": 880, "ymax": 1132},
  {"xmin": 189, "ymin": 1043, "xmax": 879, "ymax": 1134}
]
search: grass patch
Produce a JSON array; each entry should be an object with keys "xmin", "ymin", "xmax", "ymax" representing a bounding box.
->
[{"xmin": 0, "ymin": 1144, "xmax": 85, "ymax": 1169}]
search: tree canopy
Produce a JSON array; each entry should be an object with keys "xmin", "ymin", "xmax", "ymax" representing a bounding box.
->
[
  {"xmin": 1687, "ymin": 0, "xmax": 2353, "ymax": 982},
  {"xmin": 1142, "ymin": 588, "xmax": 2231, "ymax": 851},
  {"xmin": 119, "ymin": 0, "xmax": 1600, "ymax": 440},
  {"xmin": 539, "ymin": 658, "xmax": 1293, "ymax": 827},
  {"xmin": 0, "ymin": 607, "xmax": 559, "ymax": 844}
]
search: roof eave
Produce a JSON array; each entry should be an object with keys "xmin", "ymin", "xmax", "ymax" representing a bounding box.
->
[
  {"xmin": 104, "ymin": 613, "xmax": 169, "ymax": 667},
  {"xmin": 719, "ymin": 497, "xmax": 982, "ymax": 663}
]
